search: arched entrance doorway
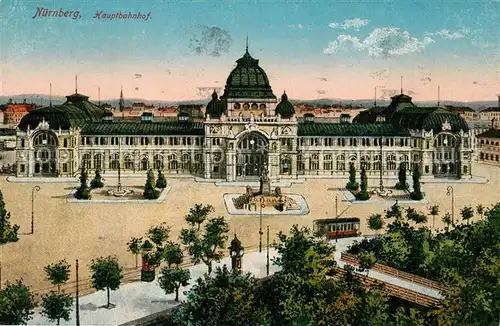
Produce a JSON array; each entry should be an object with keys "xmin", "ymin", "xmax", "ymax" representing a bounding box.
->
[
  {"xmin": 33, "ymin": 131, "xmax": 58, "ymax": 176},
  {"xmin": 236, "ymin": 132, "xmax": 269, "ymax": 180}
]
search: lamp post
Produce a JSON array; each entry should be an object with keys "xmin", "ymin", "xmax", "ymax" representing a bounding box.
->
[
  {"xmin": 31, "ymin": 185, "xmax": 40, "ymax": 235},
  {"xmin": 446, "ymin": 186, "xmax": 455, "ymax": 227},
  {"xmin": 229, "ymin": 234, "xmax": 244, "ymax": 271},
  {"xmin": 75, "ymin": 259, "xmax": 80, "ymax": 326},
  {"xmin": 259, "ymin": 197, "xmax": 264, "ymax": 253},
  {"xmin": 266, "ymin": 226, "xmax": 270, "ymax": 275},
  {"xmin": 335, "ymin": 195, "xmax": 339, "ymax": 243}
]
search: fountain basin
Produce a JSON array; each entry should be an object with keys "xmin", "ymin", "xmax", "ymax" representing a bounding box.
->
[{"xmin": 224, "ymin": 193, "xmax": 309, "ymax": 215}]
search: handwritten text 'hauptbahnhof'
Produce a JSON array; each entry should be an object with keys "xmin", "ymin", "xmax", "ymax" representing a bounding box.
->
[{"xmin": 32, "ymin": 8, "xmax": 152, "ymax": 21}]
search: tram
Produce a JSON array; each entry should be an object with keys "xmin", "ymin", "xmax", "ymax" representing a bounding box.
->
[{"xmin": 313, "ymin": 217, "xmax": 361, "ymax": 239}]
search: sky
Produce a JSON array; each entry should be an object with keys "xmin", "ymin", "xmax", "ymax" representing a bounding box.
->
[{"xmin": 1, "ymin": 0, "xmax": 499, "ymax": 102}]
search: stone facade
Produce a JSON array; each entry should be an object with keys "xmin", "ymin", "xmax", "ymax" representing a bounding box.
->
[{"xmin": 15, "ymin": 49, "xmax": 473, "ymax": 180}]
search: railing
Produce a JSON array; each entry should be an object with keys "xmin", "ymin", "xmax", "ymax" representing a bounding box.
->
[
  {"xmin": 330, "ymin": 267, "xmax": 441, "ymax": 307},
  {"xmin": 341, "ymin": 252, "xmax": 447, "ymax": 293},
  {"xmin": 31, "ymin": 245, "xmax": 262, "ymax": 302}
]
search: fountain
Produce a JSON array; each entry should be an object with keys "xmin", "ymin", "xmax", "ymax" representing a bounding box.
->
[
  {"xmin": 232, "ymin": 166, "xmax": 300, "ymax": 212},
  {"xmin": 106, "ymin": 140, "xmax": 133, "ymax": 197}
]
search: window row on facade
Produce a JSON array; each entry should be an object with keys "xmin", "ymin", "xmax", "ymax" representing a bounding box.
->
[
  {"xmin": 80, "ymin": 152, "xmax": 204, "ymax": 172},
  {"xmin": 80, "ymin": 136, "xmax": 204, "ymax": 147}
]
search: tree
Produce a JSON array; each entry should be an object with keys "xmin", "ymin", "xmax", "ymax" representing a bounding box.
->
[
  {"xmin": 90, "ymin": 169, "xmax": 104, "ymax": 189},
  {"xmin": 346, "ymin": 162, "xmax": 359, "ymax": 191},
  {"xmin": 44, "ymin": 260, "xmax": 71, "ymax": 293},
  {"xmin": 386, "ymin": 202, "xmax": 403, "ymax": 220},
  {"xmin": 126, "ymin": 237, "xmax": 143, "ymax": 268},
  {"xmin": 460, "ymin": 206, "xmax": 474, "ymax": 225},
  {"xmin": 368, "ymin": 213, "xmax": 384, "ymax": 235},
  {"xmin": 174, "ymin": 266, "xmax": 267, "ymax": 326},
  {"xmin": 89, "ymin": 256, "xmax": 123, "ymax": 309},
  {"xmin": 41, "ymin": 292, "xmax": 72, "ymax": 325},
  {"xmin": 180, "ymin": 214, "xmax": 229, "ymax": 275},
  {"xmin": 393, "ymin": 307, "xmax": 425, "ymax": 326},
  {"xmin": 158, "ymin": 266, "xmax": 190, "ymax": 302},
  {"xmin": 358, "ymin": 286, "xmax": 390, "ymax": 326},
  {"xmin": 476, "ymin": 204, "xmax": 485, "ymax": 220},
  {"xmin": 358, "ymin": 251, "xmax": 377, "ymax": 276},
  {"xmin": 185, "ymin": 204, "xmax": 214, "ymax": 231},
  {"xmin": 156, "ymin": 170, "xmax": 167, "ymax": 189},
  {"xmin": 0, "ymin": 279, "xmax": 37, "ymax": 325},
  {"xmin": 442, "ymin": 212, "xmax": 453, "ymax": 232},
  {"xmin": 143, "ymin": 169, "xmax": 159, "ymax": 200},
  {"xmin": 410, "ymin": 164, "xmax": 423, "ymax": 200},
  {"xmin": 147, "ymin": 223, "xmax": 170, "ymax": 248},
  {"xmin": 75, "ymin": 165, "xmax": 91, "ymax": 200},
  {"xmin": 406, "ymin": 207, "xmax": 428, "ymax": 224},
  {"xmin": 396, "ymin": 163, "xmax": 408, "ymax": 190},
  {"xmin": 356, "ymin": 167, "xmax": 370, "ymax": 200},
  {"xmin": 0, "ymin": 189, "xmax": 19, "ymax": 244},
  {"xmin": 429, "ymin": 205, "xmax": 440, "ymax": 229},
  {"xmin": 163, "ymin": 241, "xmax": 184, "ymax": 267}
]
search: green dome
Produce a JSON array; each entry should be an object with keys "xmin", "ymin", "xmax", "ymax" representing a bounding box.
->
[
  {"xmin": 275, "ymin": 92, "xmax": 295, "ymax": 118},
  {"xmin": 221, "ymin": 49, "xmax": 276, "ymax": 100},
  {"xmin": 18, "ymin": 93, "xmax": 106, "ymax": 131},
  {"xmin": 205, "ymin": 91, "xmax": 225, "ymax": 118}
]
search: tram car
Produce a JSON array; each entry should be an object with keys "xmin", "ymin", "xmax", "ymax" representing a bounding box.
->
[{"xmin": 313, "ymin": 217, "xmax": 361, "ymax": 239}]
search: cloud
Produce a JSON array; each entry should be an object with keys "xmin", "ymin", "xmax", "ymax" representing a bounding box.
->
[
  {"xmin": 328, "ymin": 18, "xmax": 370, "ymax": 30},
  {"xmin": 316, "ymin": 90, "xmax": 326, "ymax": 95},
  {"xmin": 289, "ymin": 24, "xmax": 304, "ymax": 29},
  {"xmin": 323, "ymin": 27, "xmax": 434, "ymax": 58},
  {"xmin": 188, "ymin": 25, "xmax": 233, "ymax": 57},
  {"xmin": 428, "ymin": 29, "xmax": 465, "ymax": 40},
  {"xmin": 420, "ymin": 77, "xmax": 432, "ymax": 85},
  {"xmin": 197, "ymin": 87, "xmax": 224, "ymax": 98},
  {"xmin": 134, "ymin": 73, "xmax": 142, "ymax": 79},
  {"xmin": 319, "ymin": 77, "xmax": 328, "ymax": 82}
]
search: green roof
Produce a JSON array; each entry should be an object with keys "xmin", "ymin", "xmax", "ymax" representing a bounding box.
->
[
  {"xmin": 298, "ymin": 123, "xmax": 410, "ymax": 137},
  {"xmin": 481, "ymin": 107, "xmax": 500, "ymax": 113},
  {"xmin": 392, "ymin": 107, "xmax": 469, "ymax": 133},
  {"xmin": 18, "ymin": 93, "xmax": 106, "ymax": 131},
  {"xmin": 221, "ymin": 49, "xmax": 276, "ymax": 100},
  {"xmin": 275, "ymin": 92, "xmax": 295, "ymax": 118},
  {"xmin": 81, "ymin": 121, "xmax": 204, "ymax": 135},
  {"xmin": 477, "ymin": 129, "xmax": 500, "ymax": 138}
]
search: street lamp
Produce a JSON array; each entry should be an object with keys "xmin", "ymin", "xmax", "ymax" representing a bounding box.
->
[
  {"xmin": 266, "ymin": 226, "xmax": 270, "ymax": 275},
  {"xmin": 75, "ymin": 259, "xmax": 80, "ymax": 326},
  {"xmin": 259, "ymin": 197, "xmax": 264, "ymax": 252},
  {"xmin": 31, "ymin": 185, "xmax": 40, "ymax": 234},
  {"xmin": 229, "ymin": 234, "xmax": 244, "ymax": 271},
  {"xmin": 335, "ymin": 195, "xmax": 339, "ymax": 243},
  {"xmin": 446, "ymin": 186, "xmax": 455, "ymax": 227}
]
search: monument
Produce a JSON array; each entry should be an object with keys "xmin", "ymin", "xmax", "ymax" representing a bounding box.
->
[{"xmin": 233, "ymin": 167, "xmax": 299, "ymax": 212}]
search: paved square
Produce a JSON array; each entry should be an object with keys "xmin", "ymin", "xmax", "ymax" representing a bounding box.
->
[{"xmin": 0, "ymin": 163, "xmax": 498, "ymax": 294}]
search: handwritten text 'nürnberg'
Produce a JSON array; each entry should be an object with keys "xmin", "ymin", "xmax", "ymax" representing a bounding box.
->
[{"xmin": 32, "ymin": 8, "xmax": 152, "ymax": 21}]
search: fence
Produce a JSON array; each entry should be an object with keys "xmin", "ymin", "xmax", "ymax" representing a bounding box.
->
[
  {"xmin": 340, "ymin": 252, "xmax": 447, "ymax": 293},
  {"xmin": 330, "ymin": 267, "xmax": 441, "ymax": 307},
  {"xmin": 31, "ymin": 244, "xmax": 263, "ymax": 302}
]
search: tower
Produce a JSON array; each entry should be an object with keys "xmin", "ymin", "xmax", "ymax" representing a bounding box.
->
[{"xmin": 119, "ymin": 86, "xmax": 124, "ymax": 112}]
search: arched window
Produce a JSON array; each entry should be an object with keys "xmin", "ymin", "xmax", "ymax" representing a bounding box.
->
[
  {"xmin": 153, "ymin": 154, "xmax": 164, "ymax": 170},
  {"xmin": 140, "ymin": 156, "xmax": 149, "ymax": 171},
  {"xmin": 168, "ymin": 154, "xmax": 178, "ymax": 170},
  {"xmin": 233, "ymin": 103, "xmax": 241, "ymax": 110},
  {"xmin": 336, "ymin": 154, "xmax": 345, "ymax": 171},
  {"xmin": 110, "ymin": 153, "xmax": 119, "ymax": 170},
  {"xmin": 82, "ymin": 153, "xmax": 91, "ymax": 169},
  {"xmin": 310, "ymin": 154, "xmax": 319, "ymax": 170},
  {"xmin": 386, "ymin": 154, "xmax": 396, "ymax": 170},
  {"xmin": 324, "ymin": 154, "xmax": 333, "ymax": 170},
  {"xmin": 125, "ymin": 155, "xmax": 134, "ymax": 170},
  {"xmin": 93, "ymin": 154, "xmax": 103, "ymax": 170},
  {"xmin": 280, "ymin": 155, "xmax": 291, "ymax": 174}
]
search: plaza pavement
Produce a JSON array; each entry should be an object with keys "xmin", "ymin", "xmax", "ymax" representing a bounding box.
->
[{"xmin": 0, "ymin": 163, "xmax": 499, "ymax": 299}]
